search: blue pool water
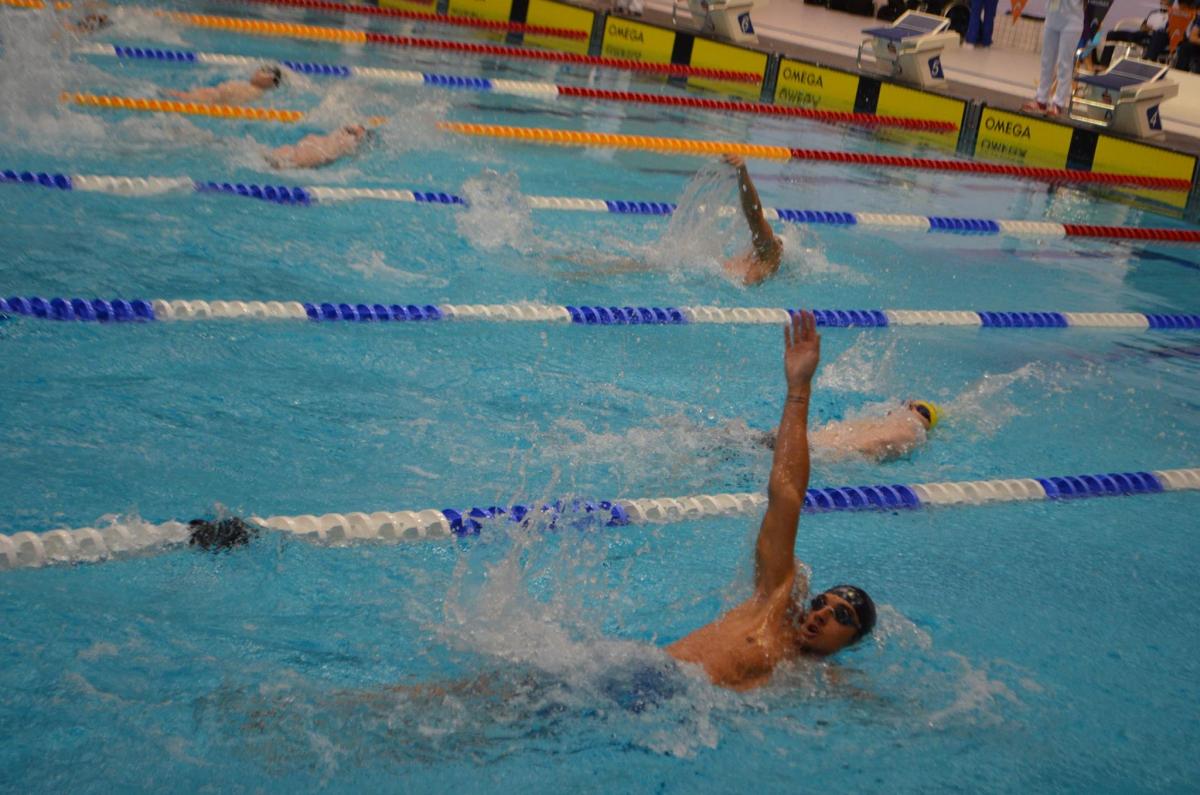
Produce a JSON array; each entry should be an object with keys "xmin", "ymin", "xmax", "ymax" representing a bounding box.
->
[{"xmin": 2, "ymin": 3, "xmax": 1200, "ymax": 791}]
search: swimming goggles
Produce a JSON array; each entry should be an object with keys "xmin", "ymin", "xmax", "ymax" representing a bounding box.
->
[
  {"xmin": 810, "ymin": 594, "xmax": 860, "ymax": 629},
  {"xmin": 910, "ymin": 403, "xmax": 932, "ymax": 424}
]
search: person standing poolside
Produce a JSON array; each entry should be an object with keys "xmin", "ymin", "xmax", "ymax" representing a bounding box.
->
[
  {"xmin": 721, "ymin": 154, "xmax": 784, "ymax": 286},
  {"xmin": 965, "ymin": 0, "xmax": 1000, "ymax": 47},
  {"xmin": 167, "ymin": 65, "xmax": 282, "ymax": 105},
  {"xmin": 666, "ymin": 311, "xmax": 877, "ymax": 690},
  {"xmin": 1022, "ymin": 0, "xmax": 1085, "ymax": 116},
  {"xmin": 266, "ymin": 124, "xmax": 372, "ymax": 169}
]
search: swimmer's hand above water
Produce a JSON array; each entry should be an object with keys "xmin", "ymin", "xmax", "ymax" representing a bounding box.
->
[{"xmin": 755, "ymin": 310, "xmax": 818, "ymax": 596}]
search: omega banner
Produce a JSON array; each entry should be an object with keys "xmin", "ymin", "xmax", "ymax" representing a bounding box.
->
[
  {"xmin": 772, "ymin": 58, "xmax": 860, "ymax": 112},
  {"xmin": 601, "ymin": 17, "xmax": 676, "ymax": 65},
  {"xmin": 975, "ymin": 107, "xmax": 1073, "ymax": 168},
  {"xmin": 977, "ymin": 107, "xmax": 1195, "ymax": 209},
  {"xmin": 601, "ymin": 18, "xmax": 767, "ymax": 98}
]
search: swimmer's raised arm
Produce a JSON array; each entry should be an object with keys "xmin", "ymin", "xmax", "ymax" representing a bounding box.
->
[
  {"xmin": 723, "ymin": 153, "xmax": 782, "ymax": 286},
  {"xmin": 754, "ymin": 310, "xmax": 818, "ymax": 597}
]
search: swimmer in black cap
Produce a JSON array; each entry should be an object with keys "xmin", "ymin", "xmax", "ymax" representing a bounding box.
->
[
  {"xmin": 188, "ymin": 516, "xmax": 259, "ymax": 552},
  {"xmin": 66, "ymin": 13, "xmax": 111, "ymax": 34},
  {"xmin": 667, "ymin": 311, "xmax": 876, "ymax": 689},
  {"xmin": 167, "ymin": 65, "xmax": 283, "ymax": 105}
]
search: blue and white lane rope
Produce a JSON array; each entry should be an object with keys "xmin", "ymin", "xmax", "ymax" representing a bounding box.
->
[
  {"xmin": 8, "ymin": 170, "xmax": 1199, "ymax": 243},
  {"xmin": 75, "ymin": 41, "xmax": 576, "ymax": 96},
  {"xmin": 3, "ymin": 467, "xmax": 1198, "ymax": 569},
  {"xmin": 3, "ymin": 297, "xmax": 1199, "ymax": 329}
]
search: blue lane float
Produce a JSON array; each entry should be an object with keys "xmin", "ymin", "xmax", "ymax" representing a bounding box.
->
[
  {"xmin": 302, "ymin": 302, "xmax": 443, "ymax": 321},
  {"xmin": 4, "ymin": 468, "xmax": 1198, "ymax": 569},
  {"xmin": 1, "ymin": 170, "xmax": 72, "ymax": 190},
  {"xmin": 112, "ymin": 45, "xmax": 197, "ymax": 62},
  {"xmin": 1036, "ymin": 471, "xmax": 1162, "ymax": 499},
  {"xmin": 7, "ymin": 167, "xmax": 1200, "ymax": 246},
  {"xmin": 3, "ymin": 297, "xmax": 1200, "ymax": 331},
  {"xmin": 2, "ymin": 297, "xmax": 154, "ymax": 322},
  {"xmin": 443, "ymin": 500, "xmax": 630, "ymax": 535},
  {"xmin": 194, "ymin": 181, "xmax": 312, "ymax": 205}
]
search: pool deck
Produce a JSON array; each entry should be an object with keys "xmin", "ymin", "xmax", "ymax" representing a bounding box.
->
[{"xmin": 621, "ymin": 0, "xmax": 1200, "ymax": 155}]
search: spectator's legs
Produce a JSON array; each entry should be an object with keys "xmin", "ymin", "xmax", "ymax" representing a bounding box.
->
[
  {"xmin": 1176, "ymin": 40, "xmax": 1196, "ymax": 71},
  {"xmin": 1052, "ymin": 12, "xmax": 1083, "ymax": 108},
  {"xmin": 967, "ymin": 0, "xmax": 984, "ymax": 44},
  {"xmin": 1143, "ymin": 28, "xmax": 1168, "ymax": 61},
  {"xmin": 1036, "ymin": 17, "xmax": 1064, "ymax": 104},
  {"xmin": 981, "ymin": 0, "xmax": 999, "ymax": 45}
]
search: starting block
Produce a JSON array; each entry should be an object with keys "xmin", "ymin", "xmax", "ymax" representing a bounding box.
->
[
  {"xmin": 674, "ymin": 0, "xmax": 763, "ymax": 44},
  {"xmin": 857, "ymin": 11, "xmax": 958, "ymax": 89},
  {"xmin": 1069, "ymin": 57, "xmax": 1178, "ymax": 140}
]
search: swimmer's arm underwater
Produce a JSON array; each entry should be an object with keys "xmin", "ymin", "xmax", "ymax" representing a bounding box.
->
[{"xmin": 754, "ymin": 311, "xmax": 819, "ymax": 598}]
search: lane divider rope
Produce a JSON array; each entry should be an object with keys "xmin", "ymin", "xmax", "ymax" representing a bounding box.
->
[
  {"xmin": 76, "ymin": 42, "xmax": 955, "ymax": 132},
  {"xmin": 220, "ymin": 0, "xmax": 589, "ymax": 40},
  {"xmin": 2, "ymin": 1, "xmax": 761, "ymax": 81},
  {"xmin": 7, "ymin": 169, "xmax": 1200, "ymax": 243},
  {"xmin": 161, "ymin": 9, "xmax": 764, "ymax": 83},
  {"xmin": 61, "ymin": 91, "xmax": 308, "ymax": 122},
  {"xmin": 438, "ymin": 122, "xmax": 1195, "ymax": 192},
  {"xmin": 3, "ymin": 296, "xmax": 1198, "ymax": 329},
  {"xmin": 3, "ymin": 467, "xmax": 1197, "ymax": 569},
  {"xmin": 2, "ymin": 0, "xmax": 586, "ymax": 39}
]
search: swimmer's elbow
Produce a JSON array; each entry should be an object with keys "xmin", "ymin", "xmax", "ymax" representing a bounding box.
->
[{"xmin": 767, "ymin": 474, "xmax": 803, "ymax": 507}]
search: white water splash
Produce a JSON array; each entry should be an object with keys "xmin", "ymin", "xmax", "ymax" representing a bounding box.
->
[
  {"xmin": 940, "ymin": 362, "xmax": 1055, "ymax": 439},
  {"xmin": 343, "ymin": 248, "xmax": 450, "ymax": 287},
  {"xmin": 817, "ymin": 332, "xmax": 900, "ymax": 395},
  {"xmin": 455, "ymin": 169, "xmax": 535, "ymax": 253},
  {"xmin": 924, "ymin": 652, "xmax": 1022, "ymax": 728},
  {"xmin": 105, "ymin": 5, "xmax": 187, "ymax": 46},
  {"xmin": 426, "ymin": 518, "xmax": 740, "ymax": 756},
  {"xmin": 641, "ymin": 161, "xmax": 741, "ymax": 278},
  {"xmin": 0, "ymin": 8, "xmax": 104, "ymax": 144},
  {"xmin": 777, "ymin": 227, "xmax": 865, "ymax": 284}
]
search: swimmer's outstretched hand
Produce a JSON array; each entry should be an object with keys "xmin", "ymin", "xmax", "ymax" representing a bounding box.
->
[
  {"xmin": 784, "ymin": 310, "xmax": 820, "ymax": 389},
  {"xmin": 722, "ymin": 153, "xmax": 746, "ymax": 169}
]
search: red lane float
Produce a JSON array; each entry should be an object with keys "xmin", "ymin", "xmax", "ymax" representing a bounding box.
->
[
  {"xmin": 1063, "ymin": 224, "xmax": 1200, "ymax": 242},
  {"xmin": 556, "ymin": 86, "xmax": 958, "ymax": 131},
  {"xmin": 223, "ymin": 0, "xmax": 590, "ymax": 40},
  {"xmin": 362, "ymin": 32, "xmax": 764, "ymax": 83},
  {"xmin": 786, "ymin": 149, "xmax": 1194, "ymax": 191}
]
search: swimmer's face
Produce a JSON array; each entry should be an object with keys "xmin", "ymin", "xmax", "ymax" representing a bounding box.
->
[
  {"xmin": 252, "ymin": 67, "xmax": 282, "ymax": 89},
  {"xmin": 905, "ymin": 401, "xmax": 933, "ymax": 429},
  {"xmin": 798, "ymin": 591, "xmax": 861, "ymax": 655}
]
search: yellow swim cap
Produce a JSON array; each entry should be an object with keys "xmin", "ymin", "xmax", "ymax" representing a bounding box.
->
[{"xmin": 910, "ymin": 400, "xmax": 939, "ymax": 429}]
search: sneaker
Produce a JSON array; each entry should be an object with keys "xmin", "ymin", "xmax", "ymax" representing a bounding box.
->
[
  {"xmin": 1047, "ymin": 104, "xmax": 1062, "ymax": 117},
  {"xmin": 1020, "ymin": 100, "xmax": 1048, "ymax": 114}
]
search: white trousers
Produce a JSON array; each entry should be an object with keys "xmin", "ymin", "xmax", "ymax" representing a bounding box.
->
[{"xmin": 1037, "ymin": 6, "xmax": 1083, "ymax": 109}]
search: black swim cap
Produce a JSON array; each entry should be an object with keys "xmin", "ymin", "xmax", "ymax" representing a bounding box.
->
[
  {"xmin": 188, "ymin": 517, "xmax": 258, "ymax": 551},
  {"xmin": 826, "ymin": 585, "xmax": 876, "ymax": 641}
]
